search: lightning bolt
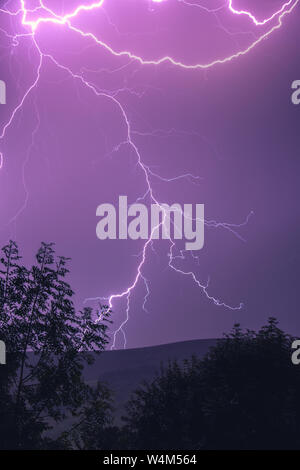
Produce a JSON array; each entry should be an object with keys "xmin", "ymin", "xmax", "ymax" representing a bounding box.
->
[
  {"xmin": 228, "ymin": 0, "xmax": 295, "ymax": 26},
  {"xmin": 0, "ymin": 0, "xmax": 298, "ymax": 348}
]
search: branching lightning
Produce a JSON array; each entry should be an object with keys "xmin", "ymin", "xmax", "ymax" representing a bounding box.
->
[{"xmin": 0, "ymin": 0, "xmax": 298, "ymax": 348}]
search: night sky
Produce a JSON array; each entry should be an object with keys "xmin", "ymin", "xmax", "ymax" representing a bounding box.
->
[{"xmin": 0, "ymin": 0, "xmax": 299, "ymax": 349}]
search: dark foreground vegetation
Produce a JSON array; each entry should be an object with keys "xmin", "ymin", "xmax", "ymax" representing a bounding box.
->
[{"xmin": 0, "ymin": 241, "xmax": 299, "ymax": 450}]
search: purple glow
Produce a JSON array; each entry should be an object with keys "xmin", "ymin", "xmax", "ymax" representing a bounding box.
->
[{"xmin": 0, "ymin": 1, "xmax": 299, "ymax": 349}]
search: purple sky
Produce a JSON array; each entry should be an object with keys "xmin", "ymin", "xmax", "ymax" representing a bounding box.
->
[{"xmin": 0, "ymin": 0, "xmax": 299, "ymax": 349}]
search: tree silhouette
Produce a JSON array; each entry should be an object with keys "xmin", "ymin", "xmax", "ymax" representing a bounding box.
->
[
  {"xmin": 122, "ymin": 359, "xmax": 205, "ymax": 450},
  {"xmin": 60, "ymin": 382, "xmax": 120, "ymax": 450},
  {"xmin": 122, "ymin": 319, "xmax": 300, "ymax": 450},
  {"xmin": 199, "ymin": 319, "xmax": 300, "ymax": 449},
  {"xmin": 0, "ymin": 241, "xmax": 112, "ymax": 450}
]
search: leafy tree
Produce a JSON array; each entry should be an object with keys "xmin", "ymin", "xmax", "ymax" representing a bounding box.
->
[
  {"xmin": 60, "ymin": 382, "xmax": 121, "ymax": 450},
  {"xmin": 122, "ymin": 319, "xmax": 300, "ymax": 450},
  {"xmin": 200, "ymin": 318, "xmax": 300, "ymax": 449},
  {"xmin": 0, "ymin": 240, "xmax": 112, "ymax": 450},
  {"xmin": 122, "ymin": 359, "xmax": 206, "ymax": 450}
]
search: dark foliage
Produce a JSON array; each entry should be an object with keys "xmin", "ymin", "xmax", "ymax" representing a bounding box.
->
[
  {"xmin": 1, "ymin": 241, "xmax": 298, "ymax": 451},
  {"xmin": 0, "ymin": 241, "xmax": 113, "ymax": 450},
  {"xmin": 122, "ymin": 318, "xmax": 300, "ymax": 450}
]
